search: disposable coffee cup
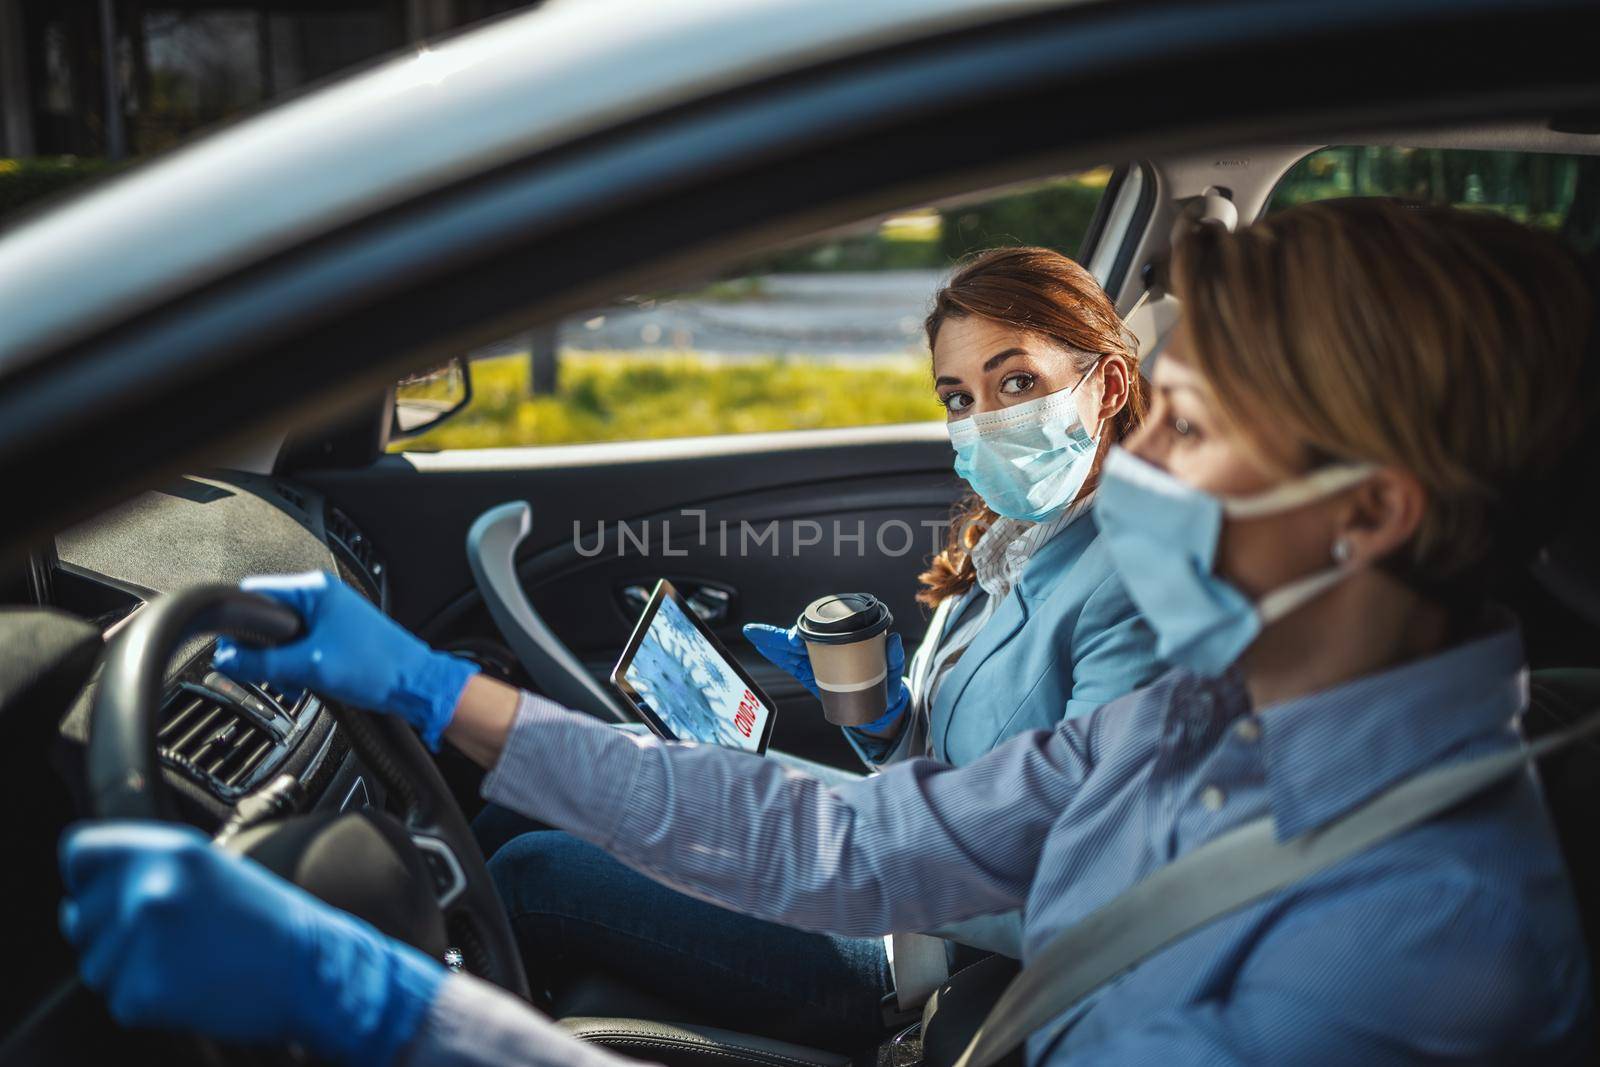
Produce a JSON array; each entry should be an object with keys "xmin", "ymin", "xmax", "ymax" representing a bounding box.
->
[{"xmin": 796, "ymin": 593, "xmax": 894, "ymax": 727}]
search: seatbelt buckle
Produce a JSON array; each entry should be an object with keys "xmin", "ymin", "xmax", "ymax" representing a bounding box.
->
[
  {"xmin": 881, "ymin": 990, "xmax": 923, "ymax": 1030},
  {"xmin": 876, "ymin": 1016, "xmax": 925, "ymax": 1066}
]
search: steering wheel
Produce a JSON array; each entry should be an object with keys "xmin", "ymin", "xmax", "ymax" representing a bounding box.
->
[{"xmin": 86, "ymin": 583, "xmax": 531, "ymax": 1003}]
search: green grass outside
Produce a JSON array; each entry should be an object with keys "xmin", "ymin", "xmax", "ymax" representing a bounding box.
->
[{"xmin": 394, "ymin": 352, "xmax": 945, "ymax": 452}]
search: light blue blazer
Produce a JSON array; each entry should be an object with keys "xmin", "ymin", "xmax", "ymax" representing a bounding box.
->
[
  {"xmin": 835, "ymin": 512, "xmax": 1161, "ymax": 959},
  {"xmin": 938, "ymin": 513, "xmax": 1162, "ymax": 765},
  {"xmin": 846, "ymin": 512, "xmax": 1162, "ymax": 769}
]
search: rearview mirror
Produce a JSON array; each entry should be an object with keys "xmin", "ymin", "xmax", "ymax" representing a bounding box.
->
[{"xmin": 392, "ymin": 358, "xmax": 472, "ymax": 438}]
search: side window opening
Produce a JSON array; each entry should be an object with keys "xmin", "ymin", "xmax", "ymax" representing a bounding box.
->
[{"xmin": 391, "ymin": 168, "xmax": 1114, "ymax": 453}]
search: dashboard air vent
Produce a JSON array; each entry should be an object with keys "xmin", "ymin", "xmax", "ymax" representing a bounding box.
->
[
  {"xmin": 158, "ymin": 688, "xmax": 278, "ymax": 792},
  {"xmin": 275, "ymin": 483, "xmax": 311, "ymax": 518},
  {"xmin": 325, "ymin": 506, "xmax": 384, "ymax": 603}
]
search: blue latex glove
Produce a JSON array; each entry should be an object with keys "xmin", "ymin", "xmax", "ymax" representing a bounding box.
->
[
  {"xmin": 742, "ymin": 623, "xmax": 908, "ymax": 733},
  {"xmin": 59, "ymin": 821, "xmax": 444, "ymax": 1066},
  {"xmin": 213, "ymin": 571, "xmax": 478, "ymax": 750}
]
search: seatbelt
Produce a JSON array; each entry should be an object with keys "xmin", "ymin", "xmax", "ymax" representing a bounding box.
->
[
  {"xmin": 947, "ymin": 713, "xmax": 1600, "ymax": 1067},
  {"xmin": 888, "ymin": 931, "xmax": 950, "ymax": 1014},
  {"xmin": 887, "ymin": 594, "xmax": 961, "ymax": 1011}
]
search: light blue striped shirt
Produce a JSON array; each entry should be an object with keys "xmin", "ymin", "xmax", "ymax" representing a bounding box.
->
[{"xmin": 404, "ymin": 621, "xmax": 1590, "ymax": 1065}]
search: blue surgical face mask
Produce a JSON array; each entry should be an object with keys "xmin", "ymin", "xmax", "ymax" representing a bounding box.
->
[
  {"xmin": 947, "ymin": 366, "xmax": 1101, "ymax": 523},
  {"xmin": 1094, "ymin": 446, "xmax": 1375, "ymax": 676}
]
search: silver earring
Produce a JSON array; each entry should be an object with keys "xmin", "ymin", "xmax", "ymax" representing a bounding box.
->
[{"xmin": 1331, "ymin": 538, "xmax": 1353, "ymax": 564}]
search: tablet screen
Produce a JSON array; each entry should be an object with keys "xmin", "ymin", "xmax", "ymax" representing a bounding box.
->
[{"xmin": 615, "ymin": 584, "xmax": 773, "ymax": 753}]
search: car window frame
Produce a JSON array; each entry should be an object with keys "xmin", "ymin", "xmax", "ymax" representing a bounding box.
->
[{"xmin": 0, "ymin": 0, "xmax": 1596, "ymax": 557}]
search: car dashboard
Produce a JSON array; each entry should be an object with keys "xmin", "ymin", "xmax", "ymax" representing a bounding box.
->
[
  {"xmin": 31, "ymin": 471, "xmax": 394, "ymax": 819},
  {"xmin": 3, "ymin": 471, "xmax": 396, "ymax": 1036}
]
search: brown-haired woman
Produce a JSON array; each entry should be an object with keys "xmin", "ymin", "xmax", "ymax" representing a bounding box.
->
[
  {"xmin": 488, "ymin": 247, "xmax": 1164, "ymax": 1047},
  {"xmin": 738, "ymin": 246, "xmax": 1164, "ymax": 953},
  {"xmin": 749, "ymin": 246, "xmax": 1160, "ymax": 765},
  {"xmin": 417, "ymin": 247, "xmax": 1163, "ymax": 1050}
]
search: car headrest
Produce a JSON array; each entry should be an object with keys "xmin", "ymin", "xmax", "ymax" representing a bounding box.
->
[{"xmin": 1168, "ymin": 185, "xmax": 1237, "ymax": 250}]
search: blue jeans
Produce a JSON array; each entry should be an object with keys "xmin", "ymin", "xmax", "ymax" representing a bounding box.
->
[{"xmin": 477, "ymin": 747, "xmax": 893, "ymax": 1051}]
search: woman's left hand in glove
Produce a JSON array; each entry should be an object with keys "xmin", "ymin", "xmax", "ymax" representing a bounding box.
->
[{"xmin": 59, "ymin": 821, "xmax": 446, "ymax": 1066}]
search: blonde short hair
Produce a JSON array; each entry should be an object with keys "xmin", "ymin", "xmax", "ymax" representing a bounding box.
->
[{"xmin": 1173, "ymin": 199, "xmax": 1593, "ymax": 596}]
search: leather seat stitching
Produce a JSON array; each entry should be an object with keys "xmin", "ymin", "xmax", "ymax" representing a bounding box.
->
[
  {"xmin": 572, "ymin": 1031, "xmax": 843, "ymax": 1067},
  {"xmin": 585, "ymin": 1039, "xmax": 824, "ymax": 1065}
]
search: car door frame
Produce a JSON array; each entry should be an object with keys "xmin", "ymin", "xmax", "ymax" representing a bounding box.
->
[{"xmin": 1, "ymin": 0, "xmax": 1598, "ymax": 562}]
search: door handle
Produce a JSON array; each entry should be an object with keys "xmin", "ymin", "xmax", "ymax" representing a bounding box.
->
[
  {"xmin": 619, "ymin": 581, "xmax": 734, "ymax": 626},
  {"xmin": 685, "ymin": 585, "xmax": 732, "ymax": 626}
]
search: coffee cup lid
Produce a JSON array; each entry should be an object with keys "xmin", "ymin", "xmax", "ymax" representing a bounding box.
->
[{"xmin": 796, "ymin": 593, "xmax": 892, "ymax": 645}]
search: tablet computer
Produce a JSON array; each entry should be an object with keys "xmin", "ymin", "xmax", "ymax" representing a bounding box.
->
[{"xmin": 609, "ymin": 579, "xmax": 777, "ymax": 754}]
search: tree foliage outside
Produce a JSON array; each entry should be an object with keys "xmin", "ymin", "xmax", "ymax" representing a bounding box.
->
[
  {"xmin": 938, "ymin": 174, "xmax": 1109, "ymax": 263},
  {"xmin": 1268, "ymin": 146, "xmax": 1600, "ymax": 254},
  {"xmin": 0, "ymin": 157, "xmax": 122, "ymax": 222}
]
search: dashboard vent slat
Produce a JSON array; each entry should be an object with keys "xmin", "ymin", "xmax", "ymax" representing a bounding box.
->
[
  {"xmin": 157, "ymin": 683, "xmax": 287, "ymax": 797},
  {"xmin": 225, "ymin": 737, "xmax": 276, "ymax": 787},
  {"xmin": 169, "ymin": 706, "xmax": 226, "ymax": 754},
  {"xmin": 326, "ymin": 506, "xmax": 384, "ymax": 603},
  {"xmin": 157, "ymin": 694, "xmax": 208, "ymax": 740}
]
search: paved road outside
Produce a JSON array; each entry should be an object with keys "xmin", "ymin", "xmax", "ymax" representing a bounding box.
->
[{"xmin": 477, "ymin": 269, "xmax": 946, "ymax": 362}]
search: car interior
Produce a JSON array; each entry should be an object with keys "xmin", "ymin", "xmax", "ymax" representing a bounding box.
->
[{"xmin": 3, "ymin": 12, "xmax": 1600, "ymax": 1060}]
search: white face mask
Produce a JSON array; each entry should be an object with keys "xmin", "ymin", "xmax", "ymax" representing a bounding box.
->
[{"xmin": 946, "ymin": 364, "xmax": 1101, "ymax": 523}]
